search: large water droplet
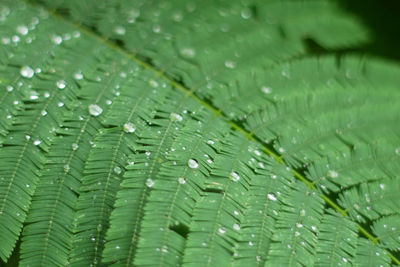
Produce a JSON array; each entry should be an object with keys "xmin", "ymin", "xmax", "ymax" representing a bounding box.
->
[
  {"xmin": 20, "ymin": 66, "xmax": 34, "ymax": 78},
  {"xmin": 52, "ymin": 35, "xmax": 62, "ymax": 45},
  {"xmin": 16, "ymin": 25, "xmax": 28, "ymax": 35},
  {"xmin": 89, "ymin": 104, "xmax": 103, "ymax": 116},
  {"xmin": 230, "ymin": 171, "xmax": 240, "ymax": 182},
  {"xmin": 188, "ymin": 158, "xmax": 199, "ymax": 169}
]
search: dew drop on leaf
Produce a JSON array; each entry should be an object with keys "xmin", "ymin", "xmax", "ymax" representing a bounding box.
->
[
  {"xmin": 146, "ymin": 178, "xmax": 155, "ymax": 188},
  {"xmin": 267, "ymin": 193, "xmax": 277, "ymax": 201},
  {"xmin": 170, "ymin": 112, "xmax": 183, "ymax": 122},
  {"xmin": 224, "ymin": 60, "xmax": 236, "ymax": 69},
  {"xmin": 74, "ymin": 72, "xmax": 83, "ymax": 80},
  {"xmin": 20, "ymin": 66, "xmax": 34, "ymax": 78},
  {"xmin": 188, "ymin": 158, "xmax": 199, "ymax": 169},
  {"xmin": 114, "ymin": 166, "xmax": 122, "ymax": 174},
  {"xmin": 56, "ymin": 80, "xmax": 66, "ymax": 89},
  {"xmin": 71, "ymin": 143, "xmax": 79, "ymax": 151},
  {"xmin": 180, "ymin": 47, "xmax": 196, "ymax": 58},
  {"xmin": 328, "ymin": 170, "xmax": 338, "ymax": 178},
  {"xmin": 89, "ymin": 104, "xmax": 103, "ymax": 116},
  {"xmin": 218, "ymin": 227, "xmax": 226, "ymax": 234},
  {"xmin": 16, "ymin": 25, "xmax": 28, "ymax": 35},
  {"xmin": 261, "ymin": 86, "xmax": 271, "ymax": 94},
  {"xmin": 52, "ymin": 35, "xmax": 62, "ymax": 45},
  {"xmin": 33, "ymin": 140, "xmax": 41, "ymax": 146},
  {"xmin": 230, "ymin": 171, "xmax": 240, "ymax": 182},
  {"xmin": 123, "ymin": 122, "xmax": 136, "ymax": 133},
  {"xmin": 233, "ymin": 224, "xmax": 240, "ymax": 231},
  {"xmin": 114, "ymin": 26, "xmax": 126, "ymax": 35},
  {"xmin": 178, "ymin": 177, "xmax": 186, "ymax": 184}
]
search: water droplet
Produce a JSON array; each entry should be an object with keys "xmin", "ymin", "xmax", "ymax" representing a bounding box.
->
[
  {"xmin": 20, "ymin": 66, "xmax": 34, "ymax": 78},
  {"xmin": 218, "ymin": 227, "xmax": 226, "ymax": 234},
  {"xmin": 74, "ymin": 72, "xmax": 83, "ymax": 80},
  {"xmin": 241, "ymin": 9, "xmax": 252, "ymax": 19},
  {"xmin": 234, "ymin": 210, "xmax": 239, "ymax": 216},
  {"xmin": 16, "ymin": 25, "xmax": 28, "ymax": 35},
  {"xmin": 33, "ymin": 140, "xmax": 41, "ymax": 146},
  {"xmin": 267, "ymin": 193, "xmax": 277, "ymax": 201},
  {"xmin": 261, "ymin": 86, "xmax": 271, "ymax": 94},
  {"xmin": 161, "ymin": 245, "xmax": 168, "ymax": 253},
  {"xmin": 328, "ymin": 170, "xmax": 338, "ymax": 178},
  {"xmin": 26, "ymin": 135, "xmax": 31, "ymax": 140},
  {"xmin": 178, "ymin": 177, "xmax": 186, "ymax": 184},
  {"xmin": 149, "ymin": 79, "xmax": 159, "ymax": 87},
  {"xmin": 56, "ymin": 80, "xmax": 66, "ymax": 89},
  {"xmin": 395, "ymin": 148, "xmax": 400, "ymax": 155},
  {"xmin": 295, "ymin": 231, "xmax": 301, "ymax": 237},
  {"xmin": 296, "ymin": 223, "xmax": 303, "ymax": 228},
  {"xmin": 58, "ymin": 102, "xmax": 64, "ymax": 107},
  {"xmin": 6, "ymin": 85, "xmax": 13, "ymax": 92},
  {"xmin": 114, "ymin": 26, "xmax": 126, "ymax": 35},
  {"xmin": 248, "ymin": 241, "xmax": 254, "ymax": 246},
  {"xmin": 29, "ymin": 91, "xmax": 39, "ymax": 100},
  {"xmin": 278, "ymin": 147, "xmax": 285, "ymax": 153},
  {"xmin": 64, "ymin": 164, "xmax": 70, "ymax": 173},
  {"xmin": 123, "ymin": 122, "xmax": 136, "ymax": 133},
  {"xmin": 52, "ymin": 35, "xmax": 62, "ymax": 45},
  {"xmin": 180, "ymin": 47, "xmax": 196, "ymax": 58},
  {"xmin": 170, "ymin": 112, "xmax": 183, "ymax": 122},
  {"xmin": 300, "ymin": 209, "xmax": 306, "ymax": 216},
  {"xmin": 114, "ymin": 166, "xmax": 122, "ymax": 174},
  {"xmin": 115, "ymin": 245, "xmax": 120, "ymax": 249},
  {"xmin": 254, "ymin": 149, "xmax": 261, "ymax": 156},
  {"xmin": 224, "ymin": 60, "xmax": 236, "ymax": 69},
  {"xmin": 207, "ymin": 140, "xmax": 214, "ymax": 145},
  {"xmin": 233, "ymin": 224, "xmax": 240, "ymax": 231},
  {"xmin": 342, "ymin": 258, "xmax": 348, "ymax": 263},
  {"xmin": 91, "ymin": 237, "xmax": 96, "ymax": 241},
  {"xmin": 311, "ymin": 226, "xmax": 317, "ymax": 232},
  {"xmin": 89, "ymin": 104, "xmax": 103, "ymax": 116},
  {"xmin": 26, "ymin": 184, "xmax": 30, "ymax": 188},
  {"xmin": 71, "ymin": 143, "xmax": 79, "ymax": 151},
  {"xmin": 230, "ymin": 171, "xmax": 240, "ymax": 182},
  {"xmin": 379, "ymin": 184, "xmax": 385, "ymax": 190},
  {"xmin": 146, "ymin": 178, "xmax": 155, "ymax": 188},
  {"xmin": 188, "ymin": 158, "xmax": 199, "ymax": 169}
]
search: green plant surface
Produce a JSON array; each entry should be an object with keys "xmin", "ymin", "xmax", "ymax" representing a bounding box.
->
[{"xmin": 0, "ymin": 0, "xmax": 400, "ymax": 266}]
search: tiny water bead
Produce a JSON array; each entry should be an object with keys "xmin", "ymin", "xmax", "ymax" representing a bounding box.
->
[
  {"xmin": 233, "ymin": 224, "xmax": 240, "ymax": 231},
  {"xmin": 56, "ymin": 80, "xmax": 66, "ymax": 89},
  {"xmin": 123, "ymin": 122, "xmax": 136, "ymax": 133},
  {"xmin": 178, "ymin": 177, "xmax": 186, "ymax": 184},
  {"xmin": 20, "ymin": 65, "xmax": 34, "ymax": 78},
  {"xmin": 88, "ymin": 104, "xmax": 103, "ymax": 116},
  {"xmin": 74, "ymin": 72, "xmax": 83, "ymax": 80},
  {"xmin": 230, "ymin": 171, "xmax": 240, "ymax": 182},
  {"xmin": 188, "ymin": 158, "xmax": 199, "ymax": 169},
  {"xmin": 218, "ymin": 227, "xmax": 226, "ymax": 234},
  {"xmin": 224, "ymin": 60, "xmax": 236, "ymax": 69},
  {"xmin": 33, "ymin": 140, "xmax": 41, "ymax": 146},
  {"xmin": 71, "ymin": 143, "xmax": 79, "ymax": 151}
]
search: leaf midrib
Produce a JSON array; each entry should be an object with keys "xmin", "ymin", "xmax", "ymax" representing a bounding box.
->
[{"xmin": 27, "ymin": 1, "xmax": 400, "ymax": 265}]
